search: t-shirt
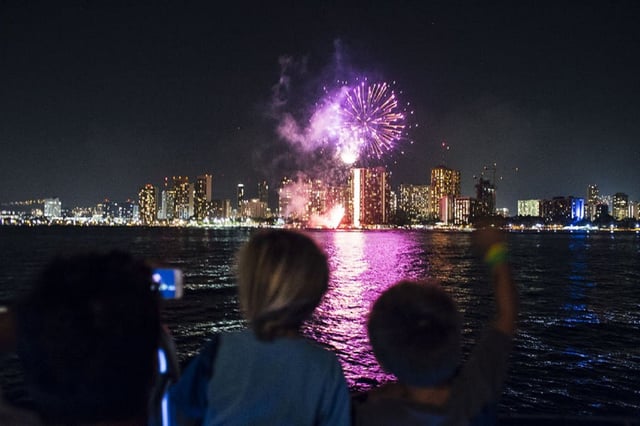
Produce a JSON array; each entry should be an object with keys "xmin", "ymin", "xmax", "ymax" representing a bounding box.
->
[
  {"xmin": 353, "ymin": 328, "xmax": 513, "ymax": 426},
  {"xmin": 170, "ymin": 329, "xmax": 350, "ymax": 426}
]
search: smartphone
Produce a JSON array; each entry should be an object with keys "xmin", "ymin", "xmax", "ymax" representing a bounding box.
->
[{"xmin": 152, "ymin": 268, "xmax": 184, "ymax": 299}]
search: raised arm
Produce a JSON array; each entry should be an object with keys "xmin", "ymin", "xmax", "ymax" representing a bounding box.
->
[{"xmin": 474, "ymin": 228, "xmax": 519, "ymax": 336}]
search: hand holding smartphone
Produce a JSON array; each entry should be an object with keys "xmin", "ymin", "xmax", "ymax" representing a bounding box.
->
[{"xmin": 151, "ymin": 268, "xmax": 184, "ymax": 299}]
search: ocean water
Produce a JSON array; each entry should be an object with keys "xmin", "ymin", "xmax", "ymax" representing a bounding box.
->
[{"xmin": 0, "ymin": 226, "xmax": 639, "ymax": 418}]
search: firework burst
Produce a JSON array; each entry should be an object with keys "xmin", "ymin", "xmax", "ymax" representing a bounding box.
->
[
  {"xmin": 325, "ymin": 79, "xmax": 409, "ymax": 164},
  {"xmin": 275, "ymin": 75, "xmax": 412, "ymax": 165}
]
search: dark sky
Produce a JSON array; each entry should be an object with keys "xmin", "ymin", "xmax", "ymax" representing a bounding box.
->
[{"xmin": 1, "ymin": 1, "xmax": 639, "ymax": 213}]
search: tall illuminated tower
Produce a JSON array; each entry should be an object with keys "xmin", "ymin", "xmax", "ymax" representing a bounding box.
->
[
  {"xmin": 586, "ymin": 184, "xmax": 599, "ymax": 220},
  {"xmin": 172, "ymin": 176, "xmax": 192, "ymax": 220},
  {"xmin": 429, "ymin": 166, "xmax": 461, "ymax": 220},
  {"xmin": 195, "ymin": 174, "xmax": 213, "ymax": 220},
  {"xmin": 348, "ymin": 166, "xmax": 390, "ymax": 227},
  {"xmin": 138, "ymin": 184, "xmax": 157, "ymax": 225},
  {"xmin": 236, "ymin": 183, "xmax": 245, "ymax": 217}
]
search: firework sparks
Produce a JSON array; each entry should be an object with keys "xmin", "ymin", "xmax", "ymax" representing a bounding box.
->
[
  {"xmin": 275, "ymin": 76, "xmax": 411, "ymax": 165},
  {"xmin": 326, "ymin": 80, "xmax": 407, "ymax": 164}
]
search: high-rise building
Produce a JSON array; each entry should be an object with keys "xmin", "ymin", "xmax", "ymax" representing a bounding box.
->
[
  {"xmin": 278, "ymin": 177, "xmax": 299, "ymax": 220},
  {"xmin": 612, "ymin": 193, "xmax": 629, "ymax": 220},
  {"xmin": 195, "ymin": 174, "xmax": 213, "ymax": 221},
  {"xmin": 429, "ymin": 166, "xmax": 461, "ymax": 220},
  {"xmin": 517, "ymin": 199, "xmax": 541, "ymax": 217},
  {"xmin": 309, "ymin": 179, "xmax": 326, "ymax": 219},
  {"xmin": 586, "ymin": 184, "xmax": 599, "ymax": 220},
  {"xmin": 138, "ymin": 184, "xmax": 157, "ymax": 225},
  {"xmin": 398, "ymin": 184, "xmax": 430, "ymax": 222},
  {"xmin": 158, "ymin": 189, "xmax": 175, "ymax": 220},
  {"xmin": 172, "ymin": 176, "xmax": 192, "ymax": 220},
  {"xmin": 258, "ymin": 180, "xmax": 269, "ymax": 205},
  {"xmin": 236, "ymin": 183, "xmax": 245, "ymax": 216},
  {"xmin": 348, "ymin": 166, "xmax": 390, "ymax": 227},
  {"xmin": 474, "ymin": 177, "xmax": 496, "ymax": 217}
]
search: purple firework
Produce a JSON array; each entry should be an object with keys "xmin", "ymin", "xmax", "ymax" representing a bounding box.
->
[{"xmin": 332, "ymin": 80, "xmax": 407, "ymax": 164}]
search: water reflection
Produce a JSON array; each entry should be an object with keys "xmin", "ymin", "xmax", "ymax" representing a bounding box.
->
[{"xmin": 305, "ymin": 230, "xmax": 428, "ymax": 389}]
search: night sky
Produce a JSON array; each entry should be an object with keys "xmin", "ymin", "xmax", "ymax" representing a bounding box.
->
[{"xmin": 2, "ymin": 1, "xmax": 639, "ymax": 213}]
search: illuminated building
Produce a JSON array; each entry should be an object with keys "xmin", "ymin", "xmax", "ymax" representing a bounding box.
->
[
  {"xmin": 326, "ymin": 185, "xmax": 348, "ymax": 214},
  {"xmin": 439, "ymin": 195, "xmax": 455, "ymax": 224},
  {"xmin": 612, "ymin": 193, "xmax": 629, "ymax": 220},
  {"xmin": 246, "ymin": 198, "xmax": 268, "ymax": 218},
  {"xmin": 43, "ymin": 198, "xmax": 62, "ymax": 219},
  {"xmin": 453, "ymin": 197, "xmax": 476, "ymax": 225},
  {"xmin": 495, "ymin": 207, "xmax": 509, "ymax": 217},
  {"xmin": 138, "ymin": 184, "xmax": 158, "ymax": 225},
  {"xmin": 195, "ymin": 174, "xmax": 213, "ymax": 221},
  {"xmin": 236, "ymin": 183, "xmax": 245, "ymax": 216},
  {"xmin": 348, "ymin": 167, "xmax": 391, "ymax": 227},
  {"xmin": 172, "ymin": 176, "xmax": 193, "ymax": 220},
  {"xmin": 278, "ymin": 177, "xmax": 301, "ymax": 221},
  {"xmin": 158, "ymin": 189, "xmax": 175, "ymax": 220},
  {"xmin": 586, "ymin": 184, "xmax": 599, "ymax": 220},
  {"xmin": 541, "ymin": 196, "xmax": 584, "ymax": 224},
  {"xmin": 276, "ymin": 177, "xmax": 325, "ymax": 222},
  {"xmin": 518, "ymin": 199, "xmax": 541, "ymax": 217},
  {"xmin": 308, "ymin": 179, "xmax": 326, "ymax": 219},
  {"xmin": 211, "ymin": 199, "xmax": 232, "ymax": 219},
  {"xmin": 102, "ymin": 199, "xmax": 134, "ymax": 222},
  {"xmin": 398, "ymin": 184, "xmax": 430, "ymax": 222},
  {"xmin": 571, "ymin": 198, "xmax": 584, "ymax": 221},
  {"xmin": 429, "ymin": 166, "xmax": 461, "ymax": 220},
  {"xmin": 389, "ymin": 190, "xmax": 397, "ymax": 215}
]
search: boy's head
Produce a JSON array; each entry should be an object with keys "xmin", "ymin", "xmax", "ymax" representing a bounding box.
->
[
  {"xmin": 16, "ymin": 251, "xmax": 161, "ymax": 424},
  {"xmin": 237, "ymin": 229, "xmax": 329, "ymax": 341},
  {"xmin": 368, "ymin": 280, "xmax": 462, "ymax": 387}
]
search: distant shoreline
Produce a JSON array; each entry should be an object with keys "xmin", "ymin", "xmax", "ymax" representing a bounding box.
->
[{"xmin": 1, "ymin": 223, "xmax": 639, "ymax": 234}]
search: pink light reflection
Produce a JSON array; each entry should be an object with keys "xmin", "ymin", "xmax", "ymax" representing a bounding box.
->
[{"xmin": 305, "ymin": 230, "xmax": 427, "ymax": 391}]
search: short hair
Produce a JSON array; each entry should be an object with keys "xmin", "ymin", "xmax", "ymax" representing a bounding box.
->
[
  {"xmin": 16, "ymin": 251, "xmax": 160, "ymax": 424},
  {"xmin": 367, "ymin": 280, "xmax": 462, "ymax": 387},
  {"xmin": 236, "ymin": 229, "xmax": 329, "ymax": 341}
]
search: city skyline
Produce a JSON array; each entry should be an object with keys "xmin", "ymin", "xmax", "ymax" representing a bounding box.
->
[
  {"xmin": 3, "ymin": 167, "xmax": 637, "ymax": 222},
  {"xmin": 1, "ymin": 2, "xmax": 639, "ymax": 212}
]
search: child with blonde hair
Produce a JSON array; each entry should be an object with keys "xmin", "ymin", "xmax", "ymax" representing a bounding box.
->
[{"xmin": 170, "ymin": 229, "xmax": 350, "ymax": 425}]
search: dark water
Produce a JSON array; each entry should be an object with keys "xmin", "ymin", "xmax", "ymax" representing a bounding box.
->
[{"xmin": 1, "ymin": 227, "xmax": 639, "ymax": 418}]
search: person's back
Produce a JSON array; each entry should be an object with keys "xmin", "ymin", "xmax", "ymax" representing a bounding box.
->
[
  {"xmin": 170, "ymin": 229, "xmax": 350, "ymax": 426},
  {"xmin": 15, "ymin": 251, "xmax": 161, "ymax": 425},
  {"xmin": 354, "ymin": 229, "xmax": 518, "ymax": 426}
]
